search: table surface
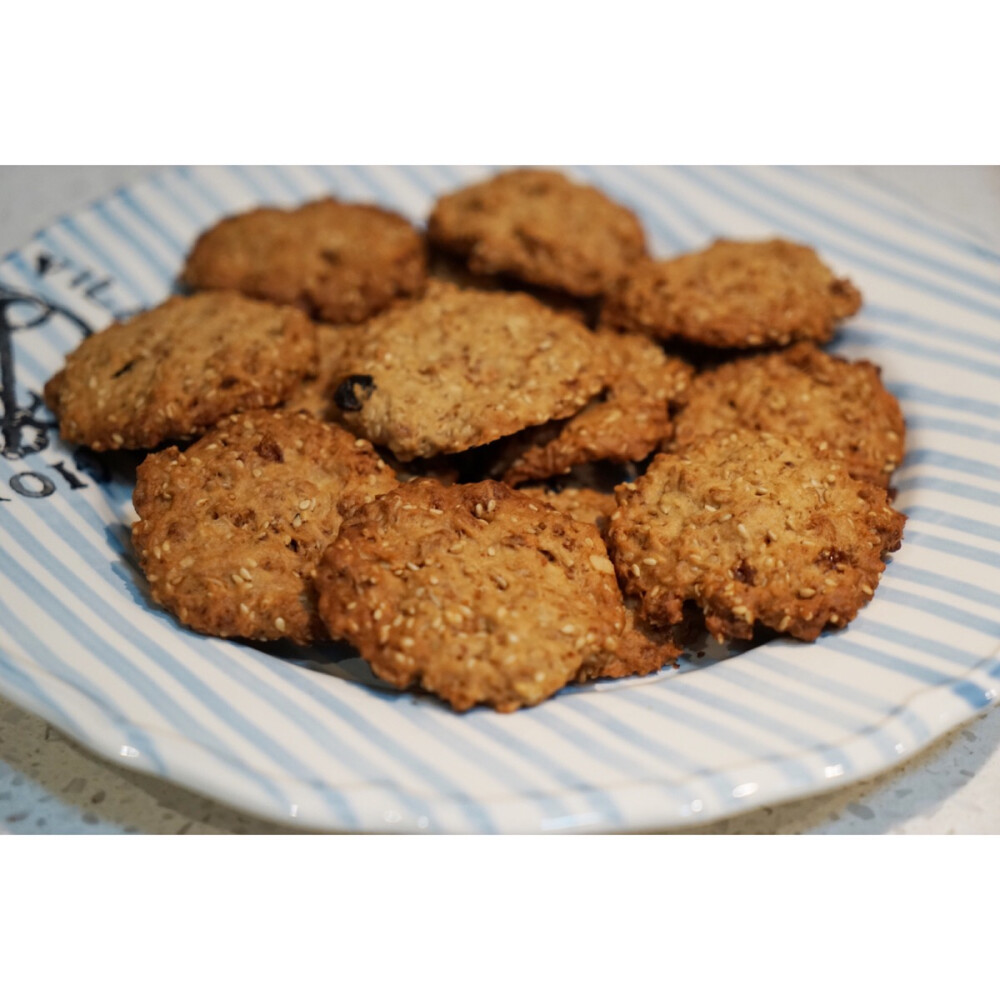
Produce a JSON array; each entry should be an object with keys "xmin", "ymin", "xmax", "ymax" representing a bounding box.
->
[{"xmin": 1, "ymin": 165, "xmax": 999, "ymax": 835}]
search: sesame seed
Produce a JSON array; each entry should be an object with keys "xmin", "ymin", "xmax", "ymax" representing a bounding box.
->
[
  {"xmin": 737, "ymin": 523, "xmax": 749, "ymax": 539},
  {"xmin": 275, "ymin": 617, "xmax": 286, "ymax": 632},
  {"xmin": 798, "ymin": 587, "xmax": 816, "ymax": 598},
  {"xmin": 240, "ymin": 567, "xmax": 253, "ymax": 581}
]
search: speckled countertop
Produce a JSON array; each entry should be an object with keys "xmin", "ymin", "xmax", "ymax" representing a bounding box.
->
[{"xmin": 2, "ymin": 165, "xmax": 998, "ymax": 835}]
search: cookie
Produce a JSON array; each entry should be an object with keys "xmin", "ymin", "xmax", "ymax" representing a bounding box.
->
[
  {"xmin": 132, "ymin": 410, "xmax": 397, "ymax": 644},
  {"xmin": 44, "ymin": 292, "xmax": 317, "ymax": 451},
  {"xmin": 519, "ymin": 486, "xmax": 683, "ymax": 681},
  {"xmin": 315, "ymin": 479, "xmax": 628, "ymax": 711},
  {"xmin": 674, "ymin": 343, "xmax": 905, "ymax": 485},
  {"xmin": 608, "ymin": 429, "xmax": 905, "ymax": 642},
  {"xmin": 428, "ymin": 169, "xmax": 648, "ymax": 297},
  {"xmin": 182, "ymin": 198, "xmax": 427, "ymax": 323},
  {"xmin": 602, "ymin": 239, "xmax": 862, "ymax": 349},
  {"xmin": 330, "ymin": 282, "xmax": 608, "ymax": 461},
  {"xmin": 283, "ymin": 323, "xmax": 362, "ymax": 421},
  {"xmin": 501, "ymin": 333, "xmax": 693, "ymax": 485}
]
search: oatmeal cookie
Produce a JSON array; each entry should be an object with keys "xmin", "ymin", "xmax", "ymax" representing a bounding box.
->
[
  {"xmin": 674, "ymin": 343, "xmax": 905, "ymax": 485},
  {"xmin": 602, "ymin": 239, "xmax": 862, "ymax": 349},
  {"xmin": 501, "ymin": 333, "xmax": 693, "ymax": 485},
  {"xmin": 182, "ymin": 198, "xmax": 427, "ymax": 323},
  {"xmin": 44, "ymin": 292, "xmax": 317, "ymax": 451},
  {"xmin": 428, "ymin": 169, "xmax": 648, "ymax": 297},
  {"xmin": 330, "ymin": 282, "xmax": 607, "ymax": 461},
  {"xmin": 315, "ymin": 479, "xmax": 628, "ymax": 711},
  {"xmin": 609, "ymin": 429, "xmax": 905, "ymax": 642},
  {"xmin": 132, "ymin": 410, "xmax": 397, "ymax": 644}
]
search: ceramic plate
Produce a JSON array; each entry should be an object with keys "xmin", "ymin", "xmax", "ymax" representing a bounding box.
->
[{"xmin": 1, "ymin": 165, "xmax": 998, "ymax": 833}]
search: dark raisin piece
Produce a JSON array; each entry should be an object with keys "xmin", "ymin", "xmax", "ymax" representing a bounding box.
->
[{"xmin": 334, "ymin": 374, "xmax": 375, "ymax": 412}]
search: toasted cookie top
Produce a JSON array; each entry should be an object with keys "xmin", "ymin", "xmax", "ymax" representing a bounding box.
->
[
  {"xmin": 132, "ymin": 410, "xmax": 397, "ymax": 644},
  {"xmin": 608, "ymin": 429, "xmax": 905, "ymax": 642},
  {"xmin": 315, "ymin": 479, "xmax": 627, "ymax": 711},
  {"xmin": 44, "ymin": 292, "xmax": 317, "ymax": 451},
  {"xmin": 182, "ymin": 198, "xmax": 427, "ymax": 323},
  {"xmin": 674, "ymin": 343, "xmax": 905, "ymax": 485},
  {"xmin": 602, "ymin": 238, "xmax": 862, "ymax": 349},
  {"xmin": 501, "ymin": 332, "xmax": 693, "ymax": 485},
  {"xmin": 428, "ymin": 169, "xmax": 648, "ymax": 297},
  {"xmin": 330, "ymin": 282, "xmax": 608, "ymax": 460}
]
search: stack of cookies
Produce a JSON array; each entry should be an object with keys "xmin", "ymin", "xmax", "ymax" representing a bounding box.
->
[{"xmin": 44, "ymin": 168, "xmax": 906, "ymax": 712}]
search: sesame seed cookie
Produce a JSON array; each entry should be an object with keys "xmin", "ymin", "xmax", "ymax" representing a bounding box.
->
[
  {"xmin": 674, "ymin": 343, "xmax": 906, "ymax": 485},
  {"xmin": 44, "ymin": 292, "xmax": 317, "ymax": 451},
  {"xmin": 608, "ymin": 429, "xmax": 905, "ymax": 642},
  {"xmin": 182, "ymin": 198, "xmax": 427, "ymax": 323},
  {"xmin": 132, "ymin": 410, "xmax": 397, "ymax": 644},
  {"xmin": 428, "ymin": 169, "xmax": 648, "ymax": 297},
  {"xmin": 330, "ymin": 282, "xmax": 608, "ymax": 461},
  {"xmin": 315, "ymin": 479, "xmax": 629, "ymax": 711},
  {"xmin": 602, "ymin": 239, "xmax": 862, "ymax": 350},
  {"xmin": 501, "ymin": 332, "xmax": 693, "ymax": 485}
]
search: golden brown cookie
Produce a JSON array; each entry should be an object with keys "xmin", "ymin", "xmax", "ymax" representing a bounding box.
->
[
  {"xmin": 283, "ymin": 323, "xmax": 362, "ymax": 421},
  {"xmin": 44, "ymin": 293, "xmax": 317, "ymax": 451},
  {"xmin": 674, "ymin": 343, "xmax": 905, "ymax": 485},
  {"xmin": 602, "ymin": 239, "xmax": 862, "ymax": 349},
  {"xmin": 501, "ymin": 333, "xmax": 693, "ymax": 485},
  {"xmin": 132, "ymin": 410, "xmax": 397, "ymax": 644},
  {"xmin": 428, "ymin": 169, "xmax": 648, "ymax": 297},
  {"xmin": 182, "ymin": 198, "xmax": 427, "ymax": 323},
  {"xmin": 330, "ymin": 282, "xmax": 607, "ymax": 461},
  {"xmin": 608, "ymin": 429, "xmax": 905, "ymax": 642},
  {"xmin": 315, "ymin": 479, "xmax": 629, "ymax": 711}
]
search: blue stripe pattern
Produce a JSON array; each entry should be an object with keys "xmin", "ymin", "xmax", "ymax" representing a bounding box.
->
[{"xmin": 1, "ymin": 166, "xmax": 999, "ymax": 833}]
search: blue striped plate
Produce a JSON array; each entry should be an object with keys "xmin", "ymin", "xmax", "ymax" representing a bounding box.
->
[{"xmin": 1, "ymin": 166, "xmax": 998, "ymax": 833}]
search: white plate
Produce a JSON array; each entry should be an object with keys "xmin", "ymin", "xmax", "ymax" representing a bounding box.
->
[{"xmin": 1, "ymin": 166, "xmax": 998, "ymax": 833}]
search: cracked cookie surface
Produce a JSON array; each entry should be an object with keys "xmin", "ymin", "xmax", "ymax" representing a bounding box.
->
[
  {"xmin": 674, "ymin": 343, "xmax": 905, "ymax": 485},
  {"xmin": 602, "ymin": 238, "xmax": 861, "ymax": 349},
  {"xmin": 132, "ymin": 410, "xmax": 397, "ymax": 644},
  {"xmin": 428, "ymin": 169, "xmax": 647, "ymax": 297},
  {"xmin": 608, "ymin": 429, "xmax": 904, "ymax": 641},
  {"xmin": 331, "ymin": 282, "xmax": 607, "ymax": 460},
  {"xmin": 315, "ymin": 479, "xmax": 627, "ymax": 711},
  {"xmin": 182, "ymin": 198, "xmax": 427, "ymax": 323},
  {"xmin": 44, "ymin": 292, "xmax": 317, "ymax": 451}
]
